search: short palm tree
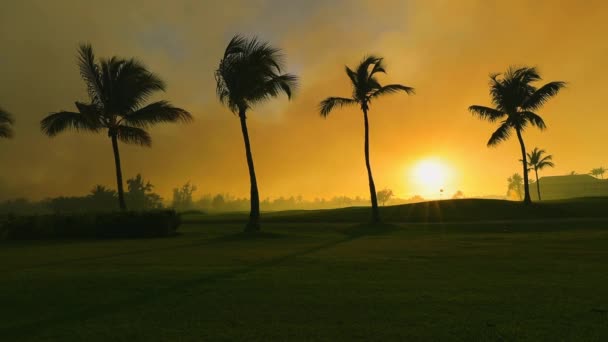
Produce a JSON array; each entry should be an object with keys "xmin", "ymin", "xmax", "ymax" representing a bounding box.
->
[
  {"xmin": 0, "ymin": 107, "xmax": 14, "ymax": 139},
  {"xmin": 319, "ymin": 56, "xmax": 414, "ymax": 222},
  {"xmin": 526, "ymin": 147, "xmax": 554, "ymax": 200},
  {"xmin": 41, "ymin": 44, "xmax": 192, "ymax": 210},
  {"xmin": 469, "ymin": 66, "xmax": 565, "ymax": 204},
  {"xmin": 590, "ymin": 167, "xmax": 606, "ymax": 179},
  {"xmin": 507, "ymin": 173, "xmax": 524, "ymax": 200},
  {"xmin": 215, "ymin": 35, "xmax": 298, "ymax": 232}
]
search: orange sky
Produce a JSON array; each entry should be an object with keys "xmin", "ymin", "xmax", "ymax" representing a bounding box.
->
[{"xmin": 1, "ymin": 0, "xmax": 607, "ymax": 201}]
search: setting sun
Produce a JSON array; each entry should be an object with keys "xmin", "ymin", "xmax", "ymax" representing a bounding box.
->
[{"xmin": 411, "ymin": 158, "xmax": 453, "ymax": 198}]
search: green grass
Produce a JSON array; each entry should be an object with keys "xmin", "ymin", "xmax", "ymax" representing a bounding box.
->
[
  {"xmin": 1, "ymin": 199, "xmax": 608, "ymax": 340},
  {"xmin": 183, "ymin": 197, "xmax": 608, "ymax": 223}
]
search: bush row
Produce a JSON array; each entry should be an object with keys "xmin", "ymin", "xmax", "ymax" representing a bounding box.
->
[{"xmin": 0, "ymin": 210, "xmax": 181, "ymax": 240}]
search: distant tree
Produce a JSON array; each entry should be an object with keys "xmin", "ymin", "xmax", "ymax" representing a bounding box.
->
[
  {"xmin": 215, "ymin": 35, "xmax": 298, "ymax": 232},
  {"xmin": 89, "ymin": 185, "xmax": 117, "ymax": 210},
  {"xmin": 452, "ymin": 190, "xmax": 465, "ymax": 199},
  {"xmin": 590, "ymin": 167, "xmax": 606, "ymax": 179},
  {"xmin": 409, "ymin": 195, "xmax": 425, "ymax": 203},
  {"xmin": 40, "ymin": 44, "xmax": 192, "ymax": 211},
  {"xmin": 0, "ymin": 107, "xmax": 14, "ymax": 139},
  {"xmin": 320, "ymin": 56, "xmax": 414, "ymax": 222},
  {"xmin": 126, "ymin": 174, "xmax": 163, "ymax": 210},
  {"xmin": 570, "ymin": 171, "xmax": 578, "ymax": 175},
  {"xmin": 376, "ymin": 189, "xmax": 394, "ymax": 206},
  {"xmin": 507, "ymin": 173, "xmax": 524, "ymax": 200},
  {"xmin": 469, "ymin": 66, "xmax": 565, "ymax": 204},
  {"xmin": 212, "ymin": 194, "xmax": 225, "ymax": 210},
  {"xmin": 172, "ymin": 182, "xmax": 197, "ymax": 211},
  {"xmin": 526, "ymin": 148, "xmax": 555, "ymax": 200}
]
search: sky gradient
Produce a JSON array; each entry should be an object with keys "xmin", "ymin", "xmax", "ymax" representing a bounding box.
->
[{"xmin": 1, "ymin": 0, "xmax": 607, "ymax": 201}]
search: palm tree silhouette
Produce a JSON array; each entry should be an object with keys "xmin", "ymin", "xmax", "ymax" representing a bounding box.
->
[
  {"xmin": 319, "ymin": 56, "xmax": 414, "ymax": 222},
  {"xmin": 590, "ymin": 167, "xmax": 606, "ymax": 179},
  {"xmin": 507, "ymin": 173, "xmax": 524, "ymax": 200},
  {"xmin": 215, "ymin": 35, "xmax": 298, "ymax": 232},
  {"xmin": 41, "ymin": 44, "xmax": 192, "ymax": 210},
  {"xmin": 469, "ymin": 66, "xmax": 565, "ymax": 204},
  {"xmin": 0, "ymin": 107, "xmax": 14, "ymax": 139},
  {"xmin": 526, "ymin": 147, "xmax": 554, "ymax": 200}
]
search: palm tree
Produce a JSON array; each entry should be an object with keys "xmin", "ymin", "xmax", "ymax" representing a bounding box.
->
[
  {"xmin": 215, "ymin": 35, "xmax": 298, "ymax": 232},
  {"xmin": 590, "ymin": 167, "xmax": 606, "ymax": 179},
  {"xmin": 526, "ymin": 147, "xmax": 555, "ymax": 200},
  {"xmin": 507, "ymin": 173, "xmax": 524, "ymax": 200},
  {"xmin": 319, "ymin": 56, "xmax": 414, "ymax": 222},
  {"xmin": 469, "ymin": 66, "xmax": 565, "ymax": 204},
  {"xmin": 0, "ymin": 107, "xmax": 14, "ymax": 139},
  {"xmin": 41, "ymin": 44, "xmax": 192, "ymax": 210}
]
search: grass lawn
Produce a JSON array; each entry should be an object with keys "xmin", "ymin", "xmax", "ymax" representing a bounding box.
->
[{"xmin": 1, "ymin": 200, "xmax": 608, "ymax": 340}]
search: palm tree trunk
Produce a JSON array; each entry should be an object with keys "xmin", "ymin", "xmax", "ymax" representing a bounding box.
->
[
  {"xmin": 110, "ymin": 134, "xmax": 127, "ymax": 211},
  {"xmin": 239, "ymin": 110, "xmax": 260, "ymax": 232},
  {"xmin": 535, "ymin": 168, "xmax": 541, "ymax": 201},
  {"xmin": 515, "ymin": 128, "xmax": 532, "ymax": 204},
  {"xmin": 363, "ymin": 107, "xmax": 380, "ymax": 222}
]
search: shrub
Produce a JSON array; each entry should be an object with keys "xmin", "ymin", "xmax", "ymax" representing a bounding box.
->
[{"xmin": 1, "ymin": 210, "xmax": 181, "ymax": 240}]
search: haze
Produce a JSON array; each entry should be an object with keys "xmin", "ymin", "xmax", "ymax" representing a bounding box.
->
[{"xmin": 1, "ymin": 0, "xmax": 606, "ymax": 201}]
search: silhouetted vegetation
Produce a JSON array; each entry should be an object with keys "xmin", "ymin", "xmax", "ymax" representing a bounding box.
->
[
  {"xmin": 40, "ymin": 44, "xmax": 192, "ymax": 211},
  {"xmin": 507, "ymin": 173, "xmax": 524, "ymax": 200},
  {"xmin": 469, "ymin": 66, "xmax": 565, "ymax": 204},
  {"xmin": 452, "ymin": 190, "xmax": 465, "ymax": 199},
  {"xmin": 1, "ymin": 210, "xmax": 180, "ymax": 240},
  {"xmin": 526, "ymin": 147, "xmax": 555, "ymax": 200},
  {"xmin": 125, "ymin": 174, "xmax": 164, "ymax": 210},
  {"xmin": 320, "ymin": 56, "xmax": 414, "ymax": 222},
  {"xmin": 590, "ymin": 167, "xmax": 606, "ymax": 179},
  {"xmin": 215, "ymin": 35, "xmax": 298, "ymax": 232},
  {"xmin": 0, "ymin": 106, "xmax": 14, "ymax": 138},
  {"xmin": 172, "ymin": 182, "xmax": 197, "ymax": 211},
  {"xmin": 376, "ymin": 188, "xmax": 394, "ymax": 206}
]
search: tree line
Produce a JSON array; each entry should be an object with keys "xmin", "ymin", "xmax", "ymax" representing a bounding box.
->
[{"xmin": 1, "ymin": 35, "xmax": 568, "ymax": 231}]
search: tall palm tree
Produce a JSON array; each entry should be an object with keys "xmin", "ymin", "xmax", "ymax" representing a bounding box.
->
[
  {"xmin": 526, "ymin": 147, "xmax": 554, "ymax": 200},
  {"xmin": 215, "ymin": 35, "xmax": 298, "ymax": 232},
  {"xmin": 469, "ymin": 66, "xmax": 565, "ymax": 204},
  {"xmin": 0, "ymin": 107, "xmax": 14, "ymax": 139},
  {"xmin": 590, "ymin": 167, "xmax": 606, "ymax": 179},
  {"xmin": 319, "ymin": 56, "xmax": 414, "ymax": 222},
  {"xmin": 41, "ymin": 44, "xmax": 192, "ymax": 210}
]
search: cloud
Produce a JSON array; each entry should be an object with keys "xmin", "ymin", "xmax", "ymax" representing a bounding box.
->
[{"xmin": 0, "ymin": 0, "xmax": 606, "ymax": 200}]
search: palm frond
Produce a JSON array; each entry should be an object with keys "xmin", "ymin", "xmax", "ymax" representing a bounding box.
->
[
  {"xmin": 345, "ymin": 66, "xmax": 358, "ymax": 88},
  {"xmin": 123, "ymin": 100, "xmax": 192, "ymax": 128},
  {"xmin": 522, "ymin": 111, "xmax": 547, "ymax": 130},
  {"xmin": 0, "ymin": 107, "xmax": 14, "ymax": 138},
  {"xmin": 469, "ymin": 105, "xmax": 505, "ymax": 122},
  {"xmin": 116, "ymin": 125, "xmax": 151, "ymax": 146},
  {"xmin": 487, "ymin": 121, "xmax": 512, "ymax": 147},
  {"xmin": 319, "ymin": 97, "xmax": 357, "ymax": 117},
  {"xmin": 370, "ymin": 84, "xmax": 415, "ymax": 99},
  {"xmin": 0, "ymin": 106, "xmax": 14, "ymax": 125},
  {"xmin": 523, "ymin": 81, "xmax": 566, "ymax": 111},
  {"xmin": 77, "ymin": 43, "xmax": 105, "ymax": 105},
  {"xmin": 368, "ymin": 58, "xmax": 386, "ymax": 79},
  {"xmin": 40, "ymin": 110, "xmax": 102, "ymax": 137},
  {"xmin": 223, "ymin": 35, "xmax": 248, "ymax": 58},
  {"xmin": 537, "ymin": 159, "xmax": 555, "ymax": 169},
  {"xmin": 108, "ymin": 58, "xmax": 166, "ymax": 113}
]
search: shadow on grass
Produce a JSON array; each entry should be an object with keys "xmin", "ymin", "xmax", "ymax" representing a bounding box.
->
[{"xmin": 0, "ymin": 222, "xmax": 377, "ymax": 338}]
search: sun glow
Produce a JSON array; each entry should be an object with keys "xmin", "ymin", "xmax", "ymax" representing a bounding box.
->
[{"xmin": 411, "ymin": 158, "xmax": 453, "ymax": 198}]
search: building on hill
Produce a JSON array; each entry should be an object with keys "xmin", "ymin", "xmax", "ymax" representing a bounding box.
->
[{"xmin": 531, "ymin": 174, "xmax": 608, "ymax": 200}]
